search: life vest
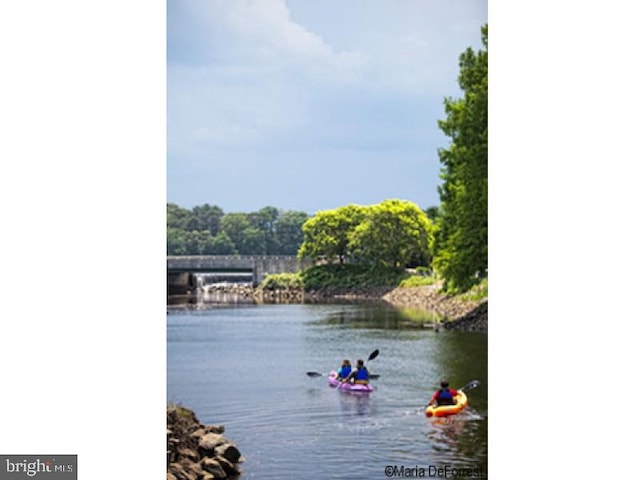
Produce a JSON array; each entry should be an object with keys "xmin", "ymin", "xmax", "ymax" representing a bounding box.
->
[
  {"xmin": 354, "ymin": 367, "xmax": 369, "ymax": 384},
  {"xmin": 437, "ymin": 388, "xmax": 455, "ymax": 406},
  {"xmin": 337, "ymin": 366, "xmax": 351, "ymax": 378}
]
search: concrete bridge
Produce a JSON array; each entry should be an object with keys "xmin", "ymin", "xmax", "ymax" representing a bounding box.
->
[{"xmin": 167, "ymin": 255, "xmax": 312, "ymax": 292}]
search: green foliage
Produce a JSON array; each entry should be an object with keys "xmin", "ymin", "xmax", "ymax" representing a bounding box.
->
[
  {"xmin": 458, "ymin": 278, "xmax": 488, "ymax": 302},
  {"xmin": 258, "ymin": 273, "xmax": 304, "ymax": 290},
  {"xmin": 399, "ymin": 274, "xmax": 438, "ymax": 288},
  {"xmin": 349, "ymin": 199, "xmax": 434, "ymax": 268},
  {"xmin": 275, "ymin": 210, "xmax": 309, "ymax": 254},
  {"xmin": 167, "ymin": 203, "xmax": 308, "ymax": 256},
  {"xmin": 298, "ymin": 204, "xmax": 367, "ymax": 263},
  {"xmin": 299, "ymin": 200, "xmax": 433, "ymax": 269},
  {"xmin": 433, "ymin": 25, "xmax": 488, "ymax": 293},
  {"xmin": 301, "ymin": 264, "xmax": 409, "ymax": 289}
]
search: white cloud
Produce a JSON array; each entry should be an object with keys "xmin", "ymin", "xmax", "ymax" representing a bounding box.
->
[{"xmin": 167, "ymin": 0, "xmax": 487, "ymax": 209}]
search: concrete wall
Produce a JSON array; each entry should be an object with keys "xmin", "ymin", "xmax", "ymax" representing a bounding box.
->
[{"xmin": 167, "ymin": 255, "xmax": 313, "ymax": 285}]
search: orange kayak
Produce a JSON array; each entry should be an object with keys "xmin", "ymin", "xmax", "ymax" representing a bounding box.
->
[{"xmin": 425, "ymin": 390, "xmax": 468, "ymax": 417}]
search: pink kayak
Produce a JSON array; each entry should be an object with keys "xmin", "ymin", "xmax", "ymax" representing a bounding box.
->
[{"xmin": 328, "ymin": 371, "xmax": 374, "ymax": 392}]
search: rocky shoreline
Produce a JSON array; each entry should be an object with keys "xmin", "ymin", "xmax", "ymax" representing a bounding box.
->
[
  {"xmin": 277, "ymin": 284, "xmax": 487, "ymax": 332},
  {"xmin": 167, "ymin": 405, "xmax": 243, "ymax": 480},
  {"xmin": 179, "ymin": 283, "xmax": 487, "ymax": 332}
]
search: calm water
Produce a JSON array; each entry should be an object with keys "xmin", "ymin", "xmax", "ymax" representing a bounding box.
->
[{"xmin": 167, "ymin": 303, "xmax": 487, "ymax": 479}]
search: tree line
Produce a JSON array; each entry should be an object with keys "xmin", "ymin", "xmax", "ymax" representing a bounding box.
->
[{"xmin": 167, "ymin": 204, "xmax": 308, "ymax": 255}]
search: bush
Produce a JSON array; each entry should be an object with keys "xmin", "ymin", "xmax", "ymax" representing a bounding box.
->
[
  {"xmin": 300, "ymin": 264, "xmax": 409, "ymax": 289},
  {"xmin": 399, "ymin": 275, "xmax": 438, "ymax": 288},
  {"xmin": 458, "ymin": 278, "xmax": 488, "ymax": 301},
  {"xmin": 258, "ymin": 273, "xmax": 304, "ymax": 290}
]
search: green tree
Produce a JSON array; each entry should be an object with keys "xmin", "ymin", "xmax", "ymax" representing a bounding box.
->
[
  {"xmin": 167, "ymin": 203, "xmax": 194, "ymax": 230},
  {"xmin": 239, "ymin": 227, "xmax": 267, "ymax": 255},
  {"xmin": 433, "ymin": 25, "xmax": 488, "ymax": 292},
  {"xmin": 248, "ymin": 206, "xmax": 279, "ymax": 254},
  {"xmin": 207, "ymin": 232, "xmax": 237, "ymax": 255},
  {"xmin": 349, "ymin": 199, "xmax": 433, "ymax": 268},
  {"xmin": 298, "ymin": 204, "xmax": 367, "ymax": 263},
  {"xmin": 220, "ymin": 213, "xmax": 251, "ymax": 251},
  {"xmin": 275, "ymin": 210, "xmax": 308, "ymax": 255},
  {"xmin": 167, "ymin": 227, "xmax": 188, "ymax": 255},
  {"xmin": 184, "ymin": 230, "xmax": 214, "ymax": 255},
  {"xmin": 192, "ymin": 204, "xmax": 224, "ymax": 236}
]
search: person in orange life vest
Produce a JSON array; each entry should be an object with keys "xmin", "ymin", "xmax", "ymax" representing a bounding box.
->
[
  {"xmin": 428, "ymin": 379, "xmax": 458, "ymax": 406},
  {"xmin": 336, "ymin": 359, "xmax": 352, "ymax": 379},
  {"xmin": 344, "ymin": 359, "xmax": 369, "ymax": 384}
]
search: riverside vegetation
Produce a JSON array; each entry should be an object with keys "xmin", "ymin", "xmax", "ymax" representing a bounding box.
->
[{"xmin": 256, "ymin": 264, "xmax": 488, "ymax": 332}]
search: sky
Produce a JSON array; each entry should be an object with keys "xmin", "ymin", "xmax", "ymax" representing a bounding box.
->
[{"xmin": 167, "ymin": 0, "xmax": 487, "ymax": 214}]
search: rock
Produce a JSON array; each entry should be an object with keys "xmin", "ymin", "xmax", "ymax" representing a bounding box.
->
[
  {"xmin": 214, "ymin": 443, "xmax": 242, "ymax": 464},
  {"xmin": 167, "ymin": 406, "xmax": 242, "ymax": 480},
  {"xmin": 201, "ymin": 458, "xmax": 227, "ymax": 478},
  {"xmin": 198, "ymin": 433, "xmax": 226, "ymax": 455},
  {"xmin": 217, "ymin": 456, "xmax": 241, "ymax": 477}
]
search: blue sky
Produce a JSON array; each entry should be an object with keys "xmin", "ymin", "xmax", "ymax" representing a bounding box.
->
[{"xmin": 167, "ymin": 0, "xmax": 487, "ymax": 214}]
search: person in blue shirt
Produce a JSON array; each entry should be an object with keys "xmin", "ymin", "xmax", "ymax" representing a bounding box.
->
[
  {"xmin": 427, "ymin": 379, "xmax": 458, "ymax": 406},
  {"xmin": 344, "ymin": 359, "xmax": 369, "ymax": 384},
  {"xmin": 336, "ymin": 359, "xmax": 352, "ymax": 380}
]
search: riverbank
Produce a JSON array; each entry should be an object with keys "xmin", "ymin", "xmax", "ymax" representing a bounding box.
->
[
  {"xmin": 167, "ymin": 405, "xmax": 243, "ymax": 480},
  {"xmin": 380, "ymin": 285, "xmax": 488, "ymax": 332},
  {"xmin": 173, "ymin": 283, "xmax": 487, "ymax": 332}
]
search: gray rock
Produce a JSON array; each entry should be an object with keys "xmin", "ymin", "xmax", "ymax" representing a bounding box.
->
[
  {"xmin": 201, "ymin": 458, "xmax": 227, "ymax": 478},
  {"xmin": 198, "ymin": 433, "xmax": 226, "ymax": 455}
]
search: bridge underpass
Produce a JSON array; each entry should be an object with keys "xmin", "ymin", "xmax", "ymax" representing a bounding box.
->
[{"xmin": 167, "ymin": 255, "xmax": 312, "ymax": 294}]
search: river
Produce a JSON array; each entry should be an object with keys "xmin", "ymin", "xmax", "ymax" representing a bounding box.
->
[{"xmin": 167, "ymin": 303, "xmax": 487, "ymax": 479}]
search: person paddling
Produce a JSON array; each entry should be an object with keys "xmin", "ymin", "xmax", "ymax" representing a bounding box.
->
[
  {"xmin": 336, "ymin": 359, "xmax": 352, "ymax": 380},
  {"xmin": 428, "ymin": 379, "xmax": 458, "ymax": 406},
  {"xmin": 344, "ymin": 359, "xmax": 369, "ymax": 384}
]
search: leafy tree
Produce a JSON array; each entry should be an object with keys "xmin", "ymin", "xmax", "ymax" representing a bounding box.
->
[
  {"xmin": 424, "ymin": 206, "xmax": 441, "ymax": 223},
  {"xmin": 184, "ymin": 230, "xmax": 214, "ymax": 255},
  {"xmin": 433, "ymin": 25, "xmax": 488, "ymax": 292},
  {"xmin": 238, "ymin": 227, "xmax": 267, "ymax": 255},
  {"xmin": 167, "ymin": 227, "xmax": 188, "ymax": 255},
  {"xmin": 207, "ymin": 232, "xmax": 237, "ymax": 255},
  {"xmin": 275, "ymin": 210, "xmax": 308, "ymax": 255},
  {"xmin": 349, "ymin": 199, "xmax": 433, "ymax": 268},
  {"xmin": 167, "ymin": 203, "xmax": 194, "ymax": 230},
  {"xmin": 220, "ymin": 213, "xmax": 251, "ymax": 251},
  {"xmin": 192, "ymin": 204, "xmax": 224, "ymax": 236},
  {"xmin": 298, "ymin": 204, "xmax": 367, "ymax": 263},
  {"xmin": 248, "ymin": 206, "xmax": 279, "ymax": 254}
]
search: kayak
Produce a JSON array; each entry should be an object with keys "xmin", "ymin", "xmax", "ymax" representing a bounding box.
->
[
  {"xmin": 328, "ymin": 371, "xmax": 374, "ymax": 393},
  {"xmin": 424, "ymin": 390, "xmax": 468, "ymax": 417}
]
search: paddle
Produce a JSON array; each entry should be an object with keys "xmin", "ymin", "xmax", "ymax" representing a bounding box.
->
[
  {"xmin": 425, "ymin": 379, "xmax": 481, "ymax": 410},
  {"xmin": 306, "ymin": 349, "xmax": 380, "ymax": 379},
  {"xmin": 306, "ymin": 371, "xmax": 381, "ymax": 379},
  {"xmin": 459, "ymin": 380, "xmax": 480, "ymax": 392}
]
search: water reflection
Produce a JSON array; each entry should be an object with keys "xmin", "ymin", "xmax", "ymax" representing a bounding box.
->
[
  {"xmin": 312, "ymin": 304, "xmax": 444, "ymax": 330},
  {"xmin": 338, "ymin": 391, "xmax": 372, "ymax": 416}
]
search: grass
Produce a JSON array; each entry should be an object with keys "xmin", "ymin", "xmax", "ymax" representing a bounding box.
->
[{"xmin": 458, "ymin": 278, "xmax": 488, "ymax": 301}]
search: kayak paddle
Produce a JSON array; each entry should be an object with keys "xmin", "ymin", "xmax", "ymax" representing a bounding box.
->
[
  {"xmin": 459, "ymin": 380, "xmax": 481, "ymax": 392},
  {"xmin": 306, "ymin": 349, "xmax": 381, "ymax": 379},
  {"xmin": 306, "ymin": 371, "xmax": 380, "ymax": 379}
]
